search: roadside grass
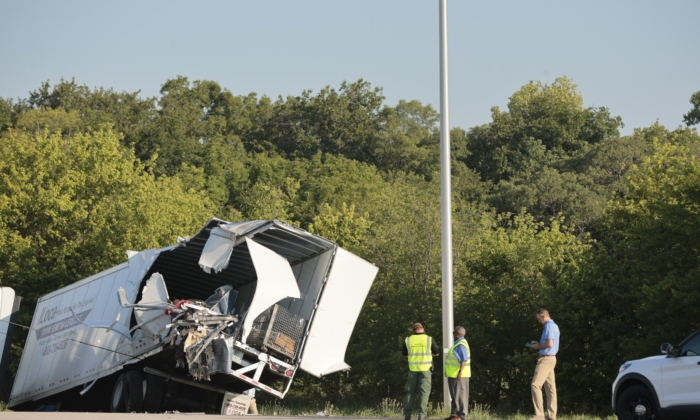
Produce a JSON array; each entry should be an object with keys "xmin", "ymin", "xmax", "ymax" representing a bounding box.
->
[{"xmin": 258, "ymin": 398, "xmax": 615, "ymax": 419}]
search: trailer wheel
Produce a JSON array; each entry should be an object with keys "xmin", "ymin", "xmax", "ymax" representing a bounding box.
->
[
  {"xmin": 123, "ymin": 371, "xmax": 144, "ymax": 413},
  {"xmin": 110, "ymin": 373, "xmax": 127, "ymax": 412},
  {"xmin": 143, "ymin": 374, "xmax": 166, "ymax": 413}
]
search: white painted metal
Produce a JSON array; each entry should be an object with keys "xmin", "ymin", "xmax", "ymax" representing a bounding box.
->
[
  {"xmin": 227, "ymin": 368, "xmax": 283, "ymax": 398},
  {"xmin": 299, "ymin": 247, "xmax": 378, "ymax": 377},
  {"xmin": 8, "ymin": 219, "xmax": 379, "ymax": 408},
  {"xmin": 661, "ymin": 354, "xmax": 700, "ymax": 406},
  {"xmin": 8, "ymin": 249, "xmax": 159, "ymax": 407},
  {"xmin": 133, "ymin": 273, "xmax": 172, "ymax": 338},
  {"xmin": 198, "ymin": 226, "xmax": 237, "ymax": 273},
  {"xmin": 240, "ymin": 237, "xmax": 301, "ymax": 344},
  {"xmin": 278, "ymin": 250, "xmax": 334, "ymax": 321},
  {"xmin": 0, "ymin": 287, "xmax": 16, "ymax": 367},
  {"xmin": 198, "ymin": 221, "xmax": 271, "ymax": 274},
  {"xmin": 221, "ymin": 220, "xmax": 269, "ymax": 236},
  {"xmin": 439, "ymin": 0, "xmax": 455, "ymax": 408}
]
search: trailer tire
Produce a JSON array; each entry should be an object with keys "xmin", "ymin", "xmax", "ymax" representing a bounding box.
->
[
  {"xmin": 110, "ymin": 373, "xmax": 127, "ymax": 413},
  {"xmin": 143, "ymin": 374, "xmax": 166, "ymax": 413},
  {"xmin": 124, "ymin": 371, "xmax": 144, "ymax": 413}
]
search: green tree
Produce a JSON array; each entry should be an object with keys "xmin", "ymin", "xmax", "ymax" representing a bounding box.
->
[
  {"xmin": 256, "ymin": 79, "xmax": 385, "ymax": 162},
  {"xmin": 336, "ymin": 175, "xmax": 447, "ymax": 405},
  {"xmin": 465, "ymin": 77, "xmax": 623, "ymax": 183},
  {"xmin": 538, "ymin": 131, "xmax": 700, "ymax": 413},
  {"xmin": 600, "ymin": 136, "xmax": 700, "ymax": 354},
  {"xmin": 683, "ymin": 90, "xmax": 700, "ymax": 126},
  {"xmin": 199, "ymin": 134, "xmax": 249, "ymax": 216},
  {"xmin": 490, "ymin": 167, "xmax": 605, "ymax": 231},
  {"xmin": 239, "ymin": 179, "xmax": 299, "ymax": 222},
  {"xmin": 292, "ymin": 153, "xmax": 387, "ymax": 226},
  {"xmin": 13, "ymin": 108, "xmax": 85, "ymax": 138},
  {"xmin": 10, "ymin": 75, "xmax": 699, "ymax": 416},
  {"xmin": 374, "ymin": 100, "xmax": 440, "ymax": 175},
  {"xmin": 454, "ymin": 212, "xmax": 592, "ymax": 412},
  {"xmin": 0, "ymin": 97, "xmax": 11, "ymax": 131},
  {"xmin": 308, "ymin": 203, "xmax": 372, "ymax": 253},
  {"xmin": 0, "ymin": 127, "xmax": 211, "ymax": 316},
  {"xmin": 23, "ymin": 78, "xmax": 157, "ymax": 148}
]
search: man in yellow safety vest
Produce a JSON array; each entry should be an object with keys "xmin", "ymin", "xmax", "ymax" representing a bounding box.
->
[
  {"xmin": 403, "ymin": 322, "xmax": 440, "ymax": 420},
  {"xmin": 444, "ymin": 326, "xmax": 470, "ymax": 420}
]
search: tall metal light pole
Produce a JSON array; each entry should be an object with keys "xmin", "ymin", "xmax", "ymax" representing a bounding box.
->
[{"xmin": 438, "ymin": 0, "xmax": 454, "ymax": 410}]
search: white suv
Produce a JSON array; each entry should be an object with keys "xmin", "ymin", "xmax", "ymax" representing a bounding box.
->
[{"xmin": 612, "ymin": 329, "xmax": 700, "ymax": 420}]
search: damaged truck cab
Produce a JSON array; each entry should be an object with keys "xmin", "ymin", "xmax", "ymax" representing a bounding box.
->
[{"xmin": 7, "ymin": 219, "xmax": 378, "ymax": 413}]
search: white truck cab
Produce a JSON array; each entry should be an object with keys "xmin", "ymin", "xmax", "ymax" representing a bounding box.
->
[{"xmin": 612, "ymin": 328, "xmax": 700, "ymax": 420}]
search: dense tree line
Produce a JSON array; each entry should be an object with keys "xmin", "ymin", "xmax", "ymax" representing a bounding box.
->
[{"xmin": 1, "ymin": 77, "xmax": 699, "ymax": 414}]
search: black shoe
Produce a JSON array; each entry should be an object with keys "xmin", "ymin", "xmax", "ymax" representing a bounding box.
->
[{"xmin": 405, "ymin": 416, "xmax": 411, "ymax": 420}]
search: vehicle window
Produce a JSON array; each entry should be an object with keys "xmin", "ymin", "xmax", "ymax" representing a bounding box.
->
[{"xmin": 680, "ymin": 332, "xmax": 700, "ymax": 356}]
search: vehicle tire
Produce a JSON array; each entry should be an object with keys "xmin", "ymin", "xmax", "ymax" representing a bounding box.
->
[
  {"xmin": 143, "ymin": 374, "xmax": 166, "ymax": 413},
  {"xmin": 110, "ymin": 373, "xmax": 127, "ymax": 413},
  {"xmin": 615, "ymin": 384, "xmax": 658, "ymax": 420},
  {"xmin": 124, "ymin": 371, "xmax": 144, "ymax": 413}
]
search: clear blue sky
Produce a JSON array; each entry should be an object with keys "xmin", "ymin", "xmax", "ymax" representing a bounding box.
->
[{"xmin": 1, "ymin": 1, "xmax": 698, "ymax": 135}]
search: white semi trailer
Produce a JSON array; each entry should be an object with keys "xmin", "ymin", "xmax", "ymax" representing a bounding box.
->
[{"xmin": 5, "ymin": 218, "xmax": 378, "ymax": 413}]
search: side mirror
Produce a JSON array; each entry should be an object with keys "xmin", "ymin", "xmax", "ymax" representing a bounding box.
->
[
  {"xmin": 662, "ymin": 343, "xmax": 680, "ymax": 357},
  {"xmin": 668, "ymin": 345, "xmax": 680, "ymax": 357}
]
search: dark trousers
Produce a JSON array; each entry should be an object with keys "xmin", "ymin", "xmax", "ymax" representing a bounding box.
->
[
  {"xmin": 405, "ymin": 370, "xmax": 432, "ymax": 417},
  {"xmin": 447, "ymin": 377, "xmax": 469, "ymax": 419}
]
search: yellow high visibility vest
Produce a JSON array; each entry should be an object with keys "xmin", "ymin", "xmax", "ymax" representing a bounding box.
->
[
  {"xmin": 406, "ymin": 334, "xmax": 433, "ymax": 372},
  {"xmin": 444, "ymin": 338, "xmax": 471, "ymax": 378}
]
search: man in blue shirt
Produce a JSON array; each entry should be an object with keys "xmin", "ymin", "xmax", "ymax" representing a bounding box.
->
[
  {"xmin": 529, "ymin": 308, "xmax": 560, "ymax": 420},
  {"xmin": 444, "ymin": 326, "xmax": 470, "ymax": 420}
]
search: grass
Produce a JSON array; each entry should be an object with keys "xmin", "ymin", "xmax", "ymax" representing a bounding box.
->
[
  {"xmin": 257, "ymin": 399, "xmax": 616, "ymax": 419},
  {"xmin": 0, "ymin": 397, "xmax": 613, "ymax": 418},
  {"xmin": 0, "ymin": 401, "xmax": 11, "ymax": 412}
]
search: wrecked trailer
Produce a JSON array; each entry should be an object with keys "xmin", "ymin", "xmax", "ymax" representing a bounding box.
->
[{"xmin": 7, "ymin": 219, "xmax": 378, "ymax": 413}]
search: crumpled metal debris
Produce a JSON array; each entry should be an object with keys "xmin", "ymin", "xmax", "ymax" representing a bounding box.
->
[{"xmin": 163, "ymin": 286, "xmax": 239, "ymax": 381}]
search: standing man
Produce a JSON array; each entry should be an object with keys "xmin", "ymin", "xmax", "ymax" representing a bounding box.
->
[
  {"xmin": 244, "ymin": 388, "xmax": 257, "ymax": 414},
  {"xmin": 403, "ymin": 322, "xmax": 440, "ymax": 420},
  {"xmin": 444, "ymin": 326, "xmax": 470, "ymax": 420},
  {"xmin": 529, "ymin": 308, "xmax": 560, "ymax": 420}
]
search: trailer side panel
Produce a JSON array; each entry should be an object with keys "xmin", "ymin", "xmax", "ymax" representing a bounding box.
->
[{"xmin": 8, "ymin": 250, "xmax": 158, "ymax": 407}]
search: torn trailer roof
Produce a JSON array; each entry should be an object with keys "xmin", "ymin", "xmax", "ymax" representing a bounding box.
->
[{"xmin": 8, "ymin": 218, "xmax": 378, "ymax": 411}]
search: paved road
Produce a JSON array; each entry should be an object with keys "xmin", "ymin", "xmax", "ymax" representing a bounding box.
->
[
  {"xmin": 0, "ymin": 414, "xmax": 383, "ymax": 420},
  {"xmin": 1, "ymin": 414, "xmax": 231, "ymax": 420},
  {"xmin": 0, "ymin": 414, "xmax": 272, "ymax": 420}
]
